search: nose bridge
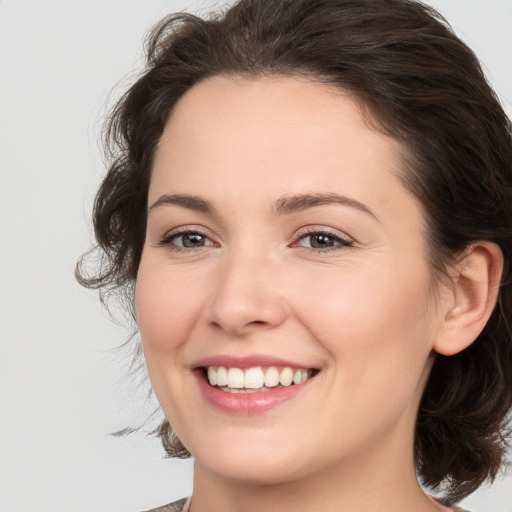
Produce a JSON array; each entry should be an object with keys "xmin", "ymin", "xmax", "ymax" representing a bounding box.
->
[{"xmin": 206, "ymin": 242, "xmax": 288, "ymax": 335}]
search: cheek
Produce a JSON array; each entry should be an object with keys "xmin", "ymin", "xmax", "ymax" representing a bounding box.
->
[
  {"xmin": 135, "ymin": 260, "xmax": 204, "ymax": 423},
  {"xmin": 135, "ymin": 261, "xmax": 204, "ymax": 355},
  {"xmin": 292, "ymin": 263, "xmax": 436, "ymax": 437},
  {"xmin": 290, "ymin": 260, "xmax": 436, "ymax": 373}
]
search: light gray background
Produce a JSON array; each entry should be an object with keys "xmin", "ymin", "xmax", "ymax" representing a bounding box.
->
[{"xmin": 0, "ymin": 1, "xmax": 511, "ymax": 511}]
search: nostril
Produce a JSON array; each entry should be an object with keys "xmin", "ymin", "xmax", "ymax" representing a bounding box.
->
[{"xmin": 206, "ymin": 291, "xmax": 289, "ymax": 335}]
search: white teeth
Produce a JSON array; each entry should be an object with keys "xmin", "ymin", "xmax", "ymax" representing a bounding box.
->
[
  {"xmin": 207, "ymin": 367, "xmax": 217, "ymax": 386},
  {"xmin": 264, "ymin": 366, "xmax": 280, "ymax": 387},
  {"xmin": 216, "ymin": 366, "xmax": 228, "ymax": 387},
  {"xmin": 279, "ymin": 367, "xmax": 294, "ymax": 386},
  {"xmin": 206, "ymin": 365, "xmax": 313, "ymax": 390},
  {"xmin": 244, "ymin": 367, "xmax": 265, "ymax": 389},
  {"xmin": 227, "ymin": 368, "xmax": 245, "ymax": 388}
]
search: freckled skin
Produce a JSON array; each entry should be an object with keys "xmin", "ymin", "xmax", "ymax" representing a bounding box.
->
[{"xmin": 136, "ymin": 76, "xmax": 451, "ymax": 512}]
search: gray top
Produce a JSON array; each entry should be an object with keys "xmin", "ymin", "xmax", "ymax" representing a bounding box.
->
[
  {"xmin": 144, "ymin": 496, "xmax": 469, "ymax": 512},
  {"xmin": 143, "ymin": 497, "xmax": 190, "ymax": 512}
]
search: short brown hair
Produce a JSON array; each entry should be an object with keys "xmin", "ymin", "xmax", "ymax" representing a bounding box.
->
[{"xmin": 77, "ymin": 0, "xmax": 512, "ymax": 502}]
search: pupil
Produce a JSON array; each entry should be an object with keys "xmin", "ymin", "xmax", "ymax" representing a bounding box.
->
[
  {"xmin": 183, "ymin": 233, "xmax": 204, "ymax": 247},
  {"xmin": 312, "ymin": 234, "xmax": 333, "ymax": 248}
]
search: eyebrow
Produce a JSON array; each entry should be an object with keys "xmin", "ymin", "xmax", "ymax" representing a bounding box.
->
[
  {"xmin": 149, "ymin": 194, "xmax": 215, "ymax": 214},
  {"xmin": 273, "ymin": 193, "xmax": 378, "ymax": 220},
  {"xmin": 148, "ymin": 192, "xmax": 377, "ymax": 221}
]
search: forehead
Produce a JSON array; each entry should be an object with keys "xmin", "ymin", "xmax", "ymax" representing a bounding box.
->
[
  {"xmin": 155, "ymin": 75, "xmax": 397, "ymax": 165},
  {"xmin": 151, "ymin": 75, "xmax": 417, "ymax": 223}
]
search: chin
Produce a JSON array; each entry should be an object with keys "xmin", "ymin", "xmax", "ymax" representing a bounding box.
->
[
  {"xmin": 202, "ymin": 456, "xmax": 307, "ymax": 485},
  {"xmin": 188, "ymin": 433, "xmax": 315, "ymax": 485}
]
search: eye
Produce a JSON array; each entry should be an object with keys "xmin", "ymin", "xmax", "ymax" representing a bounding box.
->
[
  {"xmin": 159, "ymin": 230, "xmax": 215, "ymax": 250},
  {"xmin": 295, "ymin": 230, "xmax": 353, "ymax": 250}
]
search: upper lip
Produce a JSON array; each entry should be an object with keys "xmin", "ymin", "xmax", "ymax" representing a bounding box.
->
[{"xmin": 193, "ymin": 354, "xmax": 316, "ymax": 370}]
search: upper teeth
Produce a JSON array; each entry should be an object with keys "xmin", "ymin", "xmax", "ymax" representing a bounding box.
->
[{"xmin": 207, "ymin": 366, "xmax": 311, "ymax": 389}]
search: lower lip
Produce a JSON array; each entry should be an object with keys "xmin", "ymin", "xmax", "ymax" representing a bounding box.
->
[{"xmin": 194, "ymin": 371, "xmax": 314, "ymax": 414}]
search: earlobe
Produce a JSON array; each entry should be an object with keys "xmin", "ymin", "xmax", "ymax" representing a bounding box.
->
[{"xmin": 434, "ymin": 242, "xmax": 503, "ymax": 356}]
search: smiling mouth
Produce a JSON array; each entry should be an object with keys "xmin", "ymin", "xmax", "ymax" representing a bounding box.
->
[{"xmin": 202, "ymin": 365, "xmax": 318, "ymax": 394}]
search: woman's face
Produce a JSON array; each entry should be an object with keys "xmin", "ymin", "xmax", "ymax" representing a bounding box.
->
[{"xmin": 136, "ymin": 76, "xmax": 443, "ymax": 484}]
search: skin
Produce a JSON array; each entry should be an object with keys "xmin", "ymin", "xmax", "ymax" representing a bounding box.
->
[{"xmin": 135, "ymin": 76, "xmax": 498, "ymax": 512}]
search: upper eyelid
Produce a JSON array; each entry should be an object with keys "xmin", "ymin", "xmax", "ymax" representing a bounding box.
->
[
  {"xmin": 162, "ymin": 225, "xmax": 215, "ymax": 238},
  {"xmin": 294, "ymin": 226, "xmax": 353, "ymax": 241}
]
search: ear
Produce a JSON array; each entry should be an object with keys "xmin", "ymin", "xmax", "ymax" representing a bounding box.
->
[{"xmin": 434, "ymin": 241, "xmax": 503, "ymax": 356}]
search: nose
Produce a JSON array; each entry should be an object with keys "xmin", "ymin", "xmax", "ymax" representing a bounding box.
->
[{"xmin": 205, "ymin": 251, "xmax": 289, "ymax": 336}]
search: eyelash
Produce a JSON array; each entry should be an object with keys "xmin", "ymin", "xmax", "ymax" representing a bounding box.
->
[
  {"xmin": 157, "ymin": 228, "xmax": 354, "ymax": 253},
  {"xmin": 294, "ymin": 228, "xmax": 354, "ymax": 252},
  {"xmin": 157, "ymin": 228, "xmax": 215, "ymax": 252}
]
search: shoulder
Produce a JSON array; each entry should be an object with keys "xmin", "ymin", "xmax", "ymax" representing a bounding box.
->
[{"xmin": 142, "ymin": 497, "xmax": 189, "ymax": 512}]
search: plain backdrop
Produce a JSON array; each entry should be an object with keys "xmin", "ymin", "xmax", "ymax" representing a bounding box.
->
[{"xmin": 0, "ymin": 1, "xmax": 511, "ymax": 511}]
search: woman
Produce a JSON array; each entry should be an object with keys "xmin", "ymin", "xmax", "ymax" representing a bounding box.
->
[{"xmin": 77, "ymin": 0, "xmax": 512, "ymax": 510}]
